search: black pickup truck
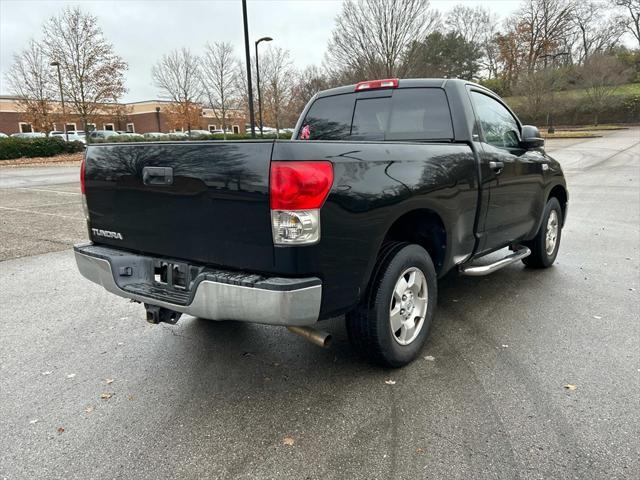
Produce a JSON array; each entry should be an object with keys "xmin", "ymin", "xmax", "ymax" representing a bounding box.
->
[{"xmin": 75, "ymin": 78, "xmax": 567, "ymax": 367}]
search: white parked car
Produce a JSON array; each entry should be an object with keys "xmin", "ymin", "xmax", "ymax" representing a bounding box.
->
[
  {"xmin": 168, "ymin": 131, "xmax": 188, "ymax": 138},
  {"xmin": 11, "ymin": 132, "xmax": 46, "ymax": 139},
  {"xmin": 50, "ymin": 131, "xmax": 86, "ymax": 144},
  {"xmin": 143, "ymin": 132, "xmax": 168, "ymax": 139},
  {"xmin": 187, "ymin": 130, "xmax": 211, "ymax": 138},
  {"xmin": 118, "ymin": 132, "xmax": 144, "ymax": 139},
  {"xmin": 89, "ymin": 130, "xmax": 120, "ymax": 140}
]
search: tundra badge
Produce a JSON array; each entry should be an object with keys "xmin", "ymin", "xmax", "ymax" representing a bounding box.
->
[{"xmin": 92, "ymin": 228, "xmax": 124, "ymax": 240}]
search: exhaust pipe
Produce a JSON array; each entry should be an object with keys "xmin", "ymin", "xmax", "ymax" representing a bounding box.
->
[{"xmin": 287, "ymin": 326, "xmax": 332, "ymax": 348}]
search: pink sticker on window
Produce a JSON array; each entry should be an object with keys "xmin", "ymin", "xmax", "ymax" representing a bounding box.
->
[{"xmin": 300, "ymin": 124, "xmax": 310, "ymax": 140}]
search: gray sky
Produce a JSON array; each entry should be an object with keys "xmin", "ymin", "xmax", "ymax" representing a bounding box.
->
[{"xmin": 0, "ymin": 0, "xmax": 524, "ymax": 102}]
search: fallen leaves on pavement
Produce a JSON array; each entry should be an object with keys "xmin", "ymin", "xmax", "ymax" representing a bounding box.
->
[
  {"xmin": 100, "ymin": 393, "xmax": 113, "ymax": 400},
  {"xmin": 564, "ymin": 384, "xmax": 577, "ymax": 391},
  {"xmin": 384, "ymin": 379, "xmax": 396, "ymax": 385},
  {"xmin": 282, "ymin": 436, "xmax": 295, "ymax": 446},
  {"xmin": 57, "ymin": 427, "xmax": 65, "ymax": 434}
]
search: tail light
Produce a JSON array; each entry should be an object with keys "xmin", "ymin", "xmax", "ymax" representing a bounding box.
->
[
  {"xmin": 270, "ymin": 161, "xmax": 333, "ymax": 245},
  {"xmin": 80, "ymin": 158, "xmax": 89, "ymax": 220}
]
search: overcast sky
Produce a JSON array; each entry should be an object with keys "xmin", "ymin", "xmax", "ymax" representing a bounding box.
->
[{"xmin": 0, "ymin": 0, "xmax": 524, "ymax": 102}]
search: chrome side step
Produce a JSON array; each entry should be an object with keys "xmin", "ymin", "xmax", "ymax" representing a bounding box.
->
[{"xmin": 459, "ymin": 246, "xmax": 531, "ymax": 276}]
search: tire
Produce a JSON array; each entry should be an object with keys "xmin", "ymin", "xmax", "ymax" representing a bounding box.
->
[
  {"xmin": 346, "ymin": 243, "xmax": 437, "ymax": 368},
  {"xmin": 522, "ymin": 197, "xmax": 563, "ymax": 268}
]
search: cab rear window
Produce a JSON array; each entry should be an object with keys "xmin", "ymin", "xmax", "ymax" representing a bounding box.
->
[{"xmin": 300, "ymin": 88, "xmax": 453, "ymax": 141}]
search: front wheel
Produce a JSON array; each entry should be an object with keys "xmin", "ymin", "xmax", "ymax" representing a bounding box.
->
[
  {"xmin": 523, "ymin": 197, "xmax": 563, "ymax": 268},
  {"xmin": 346, "ymin": 243, "xmax": 437, "ymax": 367}
]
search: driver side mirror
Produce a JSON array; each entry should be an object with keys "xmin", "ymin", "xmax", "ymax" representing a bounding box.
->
[{"xmin": 521, "ymin": 125, "xmax": 544, "ymax": 149}]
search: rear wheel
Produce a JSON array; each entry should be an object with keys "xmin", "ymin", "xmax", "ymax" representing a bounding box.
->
[
  {"xmin": 346, "ymin": 243, "xmax": 437, "ymax": 367},
  {"xmin": 522, "ymin": 197, "xmax": 563, "ymax": 268}
]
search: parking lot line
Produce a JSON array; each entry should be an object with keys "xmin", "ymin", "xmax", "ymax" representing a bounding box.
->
[
  {"xmin": 14, "ymin": 187, "xmax": 81, "ymax": 196},
  {"xmin": 0, "ymin": 205, "xmax": 81, "ymax": 219}
]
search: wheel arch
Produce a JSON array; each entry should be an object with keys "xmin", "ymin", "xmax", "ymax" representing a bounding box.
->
[
  {"xmin": 381, "ymin": 208, "xmax": 448, "ymax": 275},
  {"xmin": 548, "ymin": 183, "xmax": 568, "ymax": 226}
]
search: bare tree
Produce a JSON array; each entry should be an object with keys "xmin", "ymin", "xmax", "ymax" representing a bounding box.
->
[
  {"xmin": 260, "ymin": 47, "xmax": 295, "ymax": 135},
  {"xmin": 445, "ymin": 5, "xmax": 501, "ymax": 78},
  {"xmin": 517, "ymin": 0, "xmax": 576, "ymax": 72},
  {"xmin": 514, "ymin": 68, "xmax": 563, "ymax": 125},
  {"xmin": 5, "ymin": 39, "xmax": 57, "ymax": 134},
  {"xmin": 43, "ymin": 6, "xmax": 127, "ymax": 138},
  {"xmin": 289, "ymin": 65, "xmax": 330, "ymax": 120},
  {"xmin": 615, "ymin": 0, "xmax": 640, "ymax": 47},
  {"xmin": 580, "ymin": 54, "xmax": 630, "ymax": 125},
  {"xmin": 234, "ymin": 58, "xmax": 254, "ymax": 128},
  {"xmin": 445, "ymin": 5, "xmax": 493, "ymax": 45},
  {"xmin": 572, "ymin": 1, "xmax": 626, "ymax": 63},
  {"xmin": 108, "ymin": 100, "xmax": 132, "ymax": 132},
  {"xmin": 152, "ymin": 48, "xmax": 202, "ymax": 133},
  {"xmin": 201, "ymin": 42, "xmax": 239, "ymax": 139},
  {"xmin": 325, "ymin": 0, "xmax": 440, "ymax": 81}
]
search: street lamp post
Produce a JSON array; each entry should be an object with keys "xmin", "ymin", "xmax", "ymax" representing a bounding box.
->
[
  {"xmin": 255, "ymin": 36, "xmax": 272, "ymax": 137},
  {"xmin": 155, "ymin": 106, "xmax": 162, "ymax": 132},
  {"xmin": 50, "ymin": 61, "xmax": 68, "ymax": 141},
  {"xmin": 242, "ymin": 0, "xmax": 256, "ymax": 138}
]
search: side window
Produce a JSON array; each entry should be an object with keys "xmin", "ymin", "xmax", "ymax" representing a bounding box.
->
[
  {"xmin": 300, "ymin": 94, "xmax": 354, "ymax": 140},
  {"xmin": 470, "ymin": 91, "xmax": 520, "ymax": 148}
]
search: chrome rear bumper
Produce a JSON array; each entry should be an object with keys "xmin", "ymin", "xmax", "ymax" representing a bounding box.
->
[{"xmin": 74, "ymin": 243, "xmax": 322, "ymax": 326}]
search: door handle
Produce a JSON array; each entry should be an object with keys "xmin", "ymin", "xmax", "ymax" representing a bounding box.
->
[
  {"xmin": 143, "ymin": 166, "xmax": 173, "ymax": 185},
  {"xmin": 489, "ymin": 161, "xmax": 504, "ymax": 173}
]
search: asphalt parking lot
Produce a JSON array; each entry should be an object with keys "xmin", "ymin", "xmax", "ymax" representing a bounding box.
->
[{"xmin": 0, "ymin": 129, "xmax": 638, "ymax": 479}]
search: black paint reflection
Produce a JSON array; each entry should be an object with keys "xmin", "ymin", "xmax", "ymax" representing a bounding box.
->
[{"xmin": 84, "ymin": 141, "xmax": 274, "ymax": 272}]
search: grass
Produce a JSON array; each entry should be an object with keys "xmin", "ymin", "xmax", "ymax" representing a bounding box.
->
[
  {"xmin": 504, "ymin": 82, "xmax": 640, "ymax": 104},
  {"xmin": 560, "ymin": 124, "xmax": 630, "ymax": 131},
  {"xmin": 541, "ymin": 131, "xmax": 601, "ymax": 139}
]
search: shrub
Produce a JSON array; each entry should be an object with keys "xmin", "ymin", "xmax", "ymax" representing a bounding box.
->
[
  {"xmin": 478, "ymin": 77, "xmax": 510, "ymax": 97},
  {"xmin": 89, "ymin": 131, "xmax": 293, "ymax": 144},
  {"xmin": 0, "ymin": 137, "xmax": 85, "ymax": 160}
]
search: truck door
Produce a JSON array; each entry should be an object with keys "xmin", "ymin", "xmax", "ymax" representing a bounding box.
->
[{"xmin": 469, "ymin": 89, "xmax": 543, "ymax": 252}]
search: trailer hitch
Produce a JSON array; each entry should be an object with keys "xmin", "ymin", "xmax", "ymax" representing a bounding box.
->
[{"xmin": 144, "ymin": 304, "xmax": 182, "ymax": 325}]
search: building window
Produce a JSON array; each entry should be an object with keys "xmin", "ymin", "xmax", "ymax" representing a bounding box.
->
[
  {"xmin": 208, "ymin": 125, "xmax": 217, "ymax": 132},
  {"xmin": 65, "ymin": 123, "xmax": 77, "ymax": 132},
  {"xmin": 232, "ymin": 125, "xmax": 240, "ymax": 134},
  {"xmin": 126, "ymin": 123, "xmax": 135, "ymax": 133},
  {"xmin": 86, "ymin": 123, "xmax": 96, "ymax": 132},
  {"xmin": 19, "ymin": 122, "xmax": 33, "ymax": 133},
  {"xmin": 103, "ymin": 123, "xmax": 115, "ymax": 131}
]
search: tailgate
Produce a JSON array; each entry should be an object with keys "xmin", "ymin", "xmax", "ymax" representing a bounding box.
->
[{"xmin": 84, "ymin": 141, "xmax": 274, "ymax": 272}]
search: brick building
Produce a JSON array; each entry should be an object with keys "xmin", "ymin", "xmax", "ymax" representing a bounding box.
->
[{"xmin": 0, "ymin": 96, "xmax": 247, "ymax": 135}]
